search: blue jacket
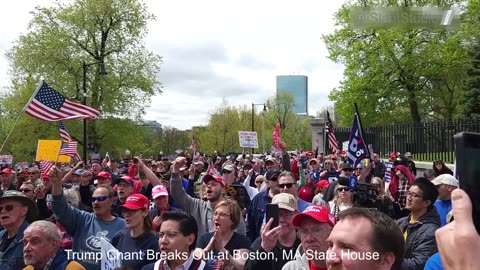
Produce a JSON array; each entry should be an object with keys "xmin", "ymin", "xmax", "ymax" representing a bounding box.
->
[
  {"xmin": 246, "ymin": 189, "xmax": 272, "ymax": 243},
  {"xmin": 0, "ymin": 220, "xmax": 30, "ymax": 270}
]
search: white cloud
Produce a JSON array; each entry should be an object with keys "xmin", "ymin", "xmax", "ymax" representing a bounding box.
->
[{"xmin": 0, "ymin": 0, "xmax": 346, "ymax": 130}]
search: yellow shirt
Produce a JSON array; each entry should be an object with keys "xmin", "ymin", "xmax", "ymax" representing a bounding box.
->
[{"xmin": 403, "ymin": 216, "xmax": 416, "ymax": 241}]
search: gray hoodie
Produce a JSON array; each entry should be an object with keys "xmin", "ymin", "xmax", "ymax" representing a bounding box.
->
[{"xmin": 170, "ymin": 172, "xmax": 246, "ymax": 236}]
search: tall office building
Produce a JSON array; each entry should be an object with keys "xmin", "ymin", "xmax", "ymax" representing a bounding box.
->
[{"xmin": 276, "ymin": 75, "xmax": 308, "ymax": 115}]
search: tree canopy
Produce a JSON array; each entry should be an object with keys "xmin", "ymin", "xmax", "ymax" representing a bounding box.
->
[
  {"xmin": 323, "ymin": 0, "xmax": 476, "ymax": 126},
  {"xmin": 0, "ymin": 0, "xmax": 162, "ymax": 160}
]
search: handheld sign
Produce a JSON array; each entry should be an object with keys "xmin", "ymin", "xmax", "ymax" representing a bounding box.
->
[
  {"xmin": 36, "ymin": 140, "xmax": 70, "ymax": 163},
  {"xmin": 239, "ymin": 131, "xmax": 259, "ymax": 148},
  {"xmin": 100, "ymin": 237, "xmax": 122, "ymax": 270}
]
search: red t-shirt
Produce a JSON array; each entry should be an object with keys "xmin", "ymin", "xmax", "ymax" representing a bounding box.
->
[{"xmin": 309, "ymin": 260, "xmax": 327, "ymax": 270}]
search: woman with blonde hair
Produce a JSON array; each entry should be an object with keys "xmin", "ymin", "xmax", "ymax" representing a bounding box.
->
[
  {"xmin": 195, "ymin": 199, "xmax": 250, "ymax": 270},
  {"xmin": 327, "ymin": 177, "xmax": 354, "ymax": 219}
]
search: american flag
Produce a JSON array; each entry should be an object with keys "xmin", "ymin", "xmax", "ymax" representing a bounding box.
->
[
  {"xmin": 39, "ymin": 159, "xmax": 53, "ymax": 174},
  {"xmin": 59, "ymin": 141, "xmax": 79, "ymax": 158},
  {"xmin": 59, "ymin": 121, "xmax": 72, "ymax": 141},
  {"xmin": 25, "ymin": 81, "xmax": 100, "ymax": 122},
  {"xmin": 325, "ymin": 111, "xmax": 339, "ymax": 154}
]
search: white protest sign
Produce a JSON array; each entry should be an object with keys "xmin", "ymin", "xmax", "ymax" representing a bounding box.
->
[
  {"xmin": 342, "ymin": 141, "xmax": 349, "ymax": 152},
  {"xmin": 100, "ymin": 237, "xmax": 122, "ymax": 270},
  {"xmin": 239, "ymin": 131, "xmax": 259, "ymax": 148}
]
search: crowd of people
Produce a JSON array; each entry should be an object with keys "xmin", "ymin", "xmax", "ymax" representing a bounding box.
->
[{"xmin": 0, "ymin": 145, "xmax": 478, "ymax": 270}]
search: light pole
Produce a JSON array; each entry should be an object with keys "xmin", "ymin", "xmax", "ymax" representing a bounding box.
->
[
  {"xmin": 82, "ymin": 60, "xmax": 107, "ymax": 163},
  {"xmin": 252, "ymin": 102, "xmax": 267, "ymax": 154}
]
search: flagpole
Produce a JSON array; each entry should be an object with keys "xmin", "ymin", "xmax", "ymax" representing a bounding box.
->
[
  {"xmin": 354, "ymin": 103, "xmax": 371, "ymax": 162},
  {"xmin": 0, "ymin": 80, "xmax": 44, "ymax": 153},
  {"xmin": 324, "ymin": 110, "xmax": 328, "ymax": 154}
]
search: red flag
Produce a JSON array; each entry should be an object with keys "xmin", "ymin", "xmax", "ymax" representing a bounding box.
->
[{"xmin": 272, "ymin": 123, "xmax": 281, "ymax": 149}]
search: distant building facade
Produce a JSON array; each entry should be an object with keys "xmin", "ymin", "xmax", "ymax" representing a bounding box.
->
[{"xmin": 276, "ymin": 75, "xmax": 308, "ymax": 115}]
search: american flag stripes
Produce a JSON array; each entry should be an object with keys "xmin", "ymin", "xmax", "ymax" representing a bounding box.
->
[
  {"xmin": 25, "ymin": 81, "xmax": 100, "ymax": 122},
  {"xmin": 325, "ymin": 111, "xmax": 339, "ymax": 154},
  {"xmin": 59, "ymin": 141, "xmax": 79, "ymax": 157},
  {"xmin": 39, "ymin": 159, "xmax": 53, "ymax": 174},
  {"xmin": 59, "ymin": 121, "xmax": 72, "ymax": 141}
]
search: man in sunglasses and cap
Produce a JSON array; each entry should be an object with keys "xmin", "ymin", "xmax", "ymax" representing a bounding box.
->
[
  {"xmin": 48, "ymin": 166, "xmax": 126, "ymax": 270},
  {"xmin": 0, "ymin": 190, "xmax": 38, "ymax": 270}
]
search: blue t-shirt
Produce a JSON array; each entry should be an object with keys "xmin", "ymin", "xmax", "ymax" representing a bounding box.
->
[
  {"xmin": 434, "ymin": 199, "xmax": 452, "ymax": 227},
  {"xmin": 111, "ymin": 228, "xmax": 159, "ymax": 269},
  {"xmin": 424, "ymin": 252, "xmax": 443, "ymax": 270}
]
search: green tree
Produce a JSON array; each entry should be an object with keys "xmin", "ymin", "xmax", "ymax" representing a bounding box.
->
[
  {"xmin": 1, "ymin": 0, "xmax": 161, "ymax": 159},
  {"xmin": 324, "ymin": 0, "xmax": 468, "ymax": 125}
]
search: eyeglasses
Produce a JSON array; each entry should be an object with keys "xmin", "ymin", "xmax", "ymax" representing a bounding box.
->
[
  {"xmin": 297, "ymin": 228, "xmax": 328, "ymax": 239},
  {"xmin": 279, "ymin": 211, "xmax": 295, "ymax": 218},
  {"xmin": 406, "ymin": 191, "xmax": 424, "ymax": 199},
  {"xmin": 222, "ymin": 170, "xmax": 233, "ymax": 174},
  {"xmin": 91, "ymin": 196, "xmax": 108, "ymax": 202},
  {"xmin": 278, "ymin": 183, "xmax": 295, "ymax": 189},
  {"xmin": 19, "ymin": 189, "xmax": 33, "ymax": 193},
  {"xmin": 159, "ymin": 231, "xmax": 182, "ymax": 239},
  {"xmin": 213, "ymin": 211, "xmax": 231, "ymax": 218},
  {"xmin": 0, "ymin": 204, "xmax": 21, "ymax": 212},
  {"xmin": 121, "ymin": 209, "xmax": 141, "ymax": 215},
  {"xmin": 336, "ymin": 187, "xmax": 351, "ymax": 192}
]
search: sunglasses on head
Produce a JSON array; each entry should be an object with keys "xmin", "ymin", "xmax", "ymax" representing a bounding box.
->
[
  {"xmin": 278, "ymin": 183, "xmax": 295, "ymax": 189},
  {"xmin": 222, "ymin": 170, "xmax": 232, "ymax": 174},
  {"xmin": 0, "ymin": 204, "xmax": 21, "ymax": 212},
  {"xmin": 91, "ymin": 196, "xmax": 108, "ymax": 202},
  {"xmin": 337, "ymin": 187, "xmax": 350, "ymax": 192}
]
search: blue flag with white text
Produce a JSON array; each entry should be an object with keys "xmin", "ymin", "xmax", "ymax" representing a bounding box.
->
[{"xmin": 346, "ymin": 113, "xmax": 371, "ymax": 168}]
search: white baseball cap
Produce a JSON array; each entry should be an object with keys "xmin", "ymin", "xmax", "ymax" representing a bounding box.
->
[{"xmin": 431, "ymin": 174, "xmax": 459, "ymax": 188}]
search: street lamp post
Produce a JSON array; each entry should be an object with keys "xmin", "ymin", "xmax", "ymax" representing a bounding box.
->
[
  {"xmin": 82, "ymin": 60, "xmax": 107, "ymax": 163},
  {"xmin": 252, "ymin": 102, "xmax": 267, "ymax": 155}
]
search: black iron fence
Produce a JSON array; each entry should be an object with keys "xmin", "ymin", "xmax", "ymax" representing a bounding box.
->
[{"xmin": 334, "ymin": 119, "xmax": 480, "ymax": 163}]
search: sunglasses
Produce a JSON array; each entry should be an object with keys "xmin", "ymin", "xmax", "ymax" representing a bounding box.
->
[
  {"xmin": 337, "ymin": 187, "xmax": 351, "ymax": 192},
  {"xmin": 0, "ymin": 204, "xmax": 21, "ymax": 212},
  {"xmin": 222, "ymin": 170, "xmax": 233, "ymax": 174},
  {"xmin": 20, "ymin": 189, "xmax": 33, "ymax": 193},
  {"xmin": 278, "ymin": 183, "xmax": 295, "ymax": 189},
  {"xmin": 355, "ymin": 168, "xmax": 362, "ymax": 171},
  {"xmin": 255, "ymin": 181, "xmax": 264, "ymax": 184},
  {"xmin": 91, "ymin": 196, "xmax": 108, "ymax": 202}
]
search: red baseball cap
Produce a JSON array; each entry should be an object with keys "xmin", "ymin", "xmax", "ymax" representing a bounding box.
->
[
  {"xmin": 389, "ymin": 152, "xmax": 397, "ymax": 159},
  {"xmin": 1, "ymin": 168, "xmax": 13, "ymax": 174},
  {"xmin": 95, "ymin": 171, "xmax": 112, "ymax": 180},
  {"xmin": 315, "ymin": 180, "xmax": 330, "ymax": 189},
  {"xmin": 119, "ymin": 194, "xmax": 149, "ymax": 210},
  {"xmin": 292, "ymin": 205, "xmax": 336, "ymax": 227},
  {"xmin": 203, "ymin": 174, "xmax": 225, "ymax": 186},
  {"xmin": 118, "ymin": 176, "xmax": 134, "ymax": 187}
]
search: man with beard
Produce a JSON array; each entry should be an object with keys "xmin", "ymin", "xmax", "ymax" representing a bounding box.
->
[
  {"xmin": 170, "ymin": 157, "xmax": 246, "ymax": 236},
  {"xmin": 326, "ymin": 208, "xmax": 404, "ymax": 270},
  {"xmin": 22, "ymin": 220, "xmax": 84, "ymax": 270},
  {"xmin": 49, "ymin": 167, "xmax": 126, "ymax": 270},
  {"xmin": 283, "ymin": 205, "xmax": 335, "ymax": 270}
]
